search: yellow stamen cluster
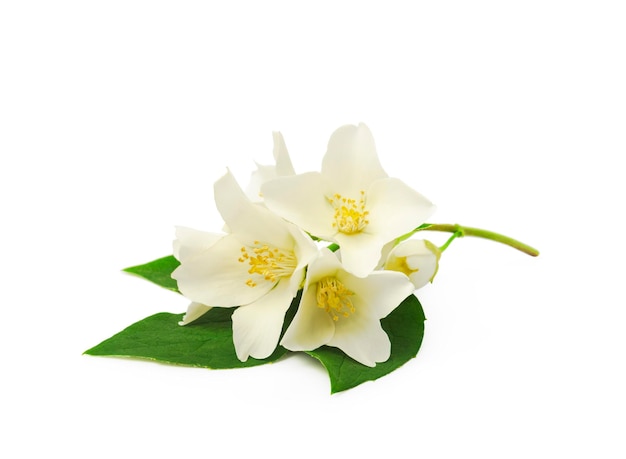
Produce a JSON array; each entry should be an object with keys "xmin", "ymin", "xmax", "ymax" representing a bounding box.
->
[
  {"xmin": 327, "ymin": 191, "xmax": 369, "ymax": 234},
  {"xmin": 238, "ymin": 241, "xmax": 297, "ymax": 287},
  {"xmin": 316, "ymin": 277, "xmax": 356, "ymax": 321}
]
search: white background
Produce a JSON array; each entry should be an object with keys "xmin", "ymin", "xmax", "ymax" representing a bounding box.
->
[{"xmin": 1, "ymin": 1, "xmax": 625, "ymax": 457}]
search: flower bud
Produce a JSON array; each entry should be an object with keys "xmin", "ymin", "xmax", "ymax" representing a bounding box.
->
[{"xmin": 383, "ymin": 239, "xmax": 440, "ymax": 289}]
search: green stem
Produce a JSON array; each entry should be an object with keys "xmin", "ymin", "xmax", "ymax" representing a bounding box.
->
[
  {"xmin": 439, "ymin": 231, "xmax": 461, "ymax": 253},
  {"xmin": 413, "ymin": 223, "xmax": 540, "ymax": 257}
]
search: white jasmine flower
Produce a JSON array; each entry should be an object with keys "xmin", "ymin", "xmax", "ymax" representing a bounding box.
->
[
  {"xmin": 281, "ymin": 249, "xmax": 415, "ymax": 367},
  {"xmin": 246, "ymin": 131, "xmax": 295, "ymax": 202},
  {"xmin": 261, "ymin": 123, "xmax": 435, "ymax": 277},
  {"xmin": 384, "ymin": 239, "xmax": 440, "ymax": 289},
  {"xmin": 171, "ymin": 170, "xmax": 318, "ymax": 361}
]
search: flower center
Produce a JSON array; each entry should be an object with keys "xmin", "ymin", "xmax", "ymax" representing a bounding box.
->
[
  {"xmin": 316, "ymin": 277, "xmax": 355, "ymax": 321},
  {"xmin": 238, "ymin": 241, "xmax": 297, "ymax": 287},
  {"xmin": 327, "ymin": 191, "xmax": 369, "ymax": 235}
]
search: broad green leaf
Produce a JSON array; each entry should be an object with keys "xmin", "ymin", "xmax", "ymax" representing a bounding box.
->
[
  {"xmin": 85, "ymin": 292, "xmax": 301, "ymax": 369},
  {"xmin": 305, "ymin": 294, "xmax": 426, "ymax": 394},
  {"xmin": 123, "ymin": 255, "xmax": 180, "ymax": 292}
]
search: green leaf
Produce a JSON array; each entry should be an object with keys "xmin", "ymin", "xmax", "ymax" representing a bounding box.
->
[
  {"xmin": 123, "ymin": 255, "xmax": 180, "ymax": 293},
  {"xmin": 85, "ymin": 292, "xmax": 301, "ymax": 369},
  {"xmin": 305, "ymin": 294, "xmax": 426, "ymax": 394},
  {"xmin": 85, "ymin": 290, "xmax": 426, "ymax": 391}
]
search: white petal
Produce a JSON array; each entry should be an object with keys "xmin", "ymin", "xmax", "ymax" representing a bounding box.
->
[
  {"xmin": 272, "ymin": 131, "xmax": 295, "ymax": 176},
  {"xmin": 262, "ymin": 172, "xmax": 337, "ymax": 238},
  {"xmin": 246, "ymin": 163, "xmax": 277, "ymax": 202},
  {"xmin": 333, "ymin": 231, "xmax": 388, "ymax": 277},
  {"xmin": 366, "ymin": 177, "xmax": 435, "ymax": 241},
  {"xmin": 245, "ymin": 132, "xmax": 295, "ymax": 202},
  {"xmin": 376, "ymin": 240, "xmax": 396, "ymax": 269},
  {"xmin": 178, "ymin": 302, "xmax": 212, "ymax": 325},
  {"xmin": 341, "ymin": 270, "xmax": 415, "ymax": 319},
  {"xmin": 173, "ymin": 226, "xmax": 223, "ymax": 262},
  {"xmin": 280, "ymin": 286, "xmax": 335, "ymax": 352},
  {"xmin": 215, "ymin": 170, "xmax": 292, "ymax": 248},
  {"xmin": 329, "ymin": 316, "xmax": 391, "ymax": 367},
  {"xmin": 231, "ymin": 280, "xmax": 295, "ymax": 361},
  {"xmin": 407, "ymin": 257, "xmax": 437, "ymax": 289},
  {"xmin": 321, "ymin": 123, "xmax": 388, "ymax": 196},
  {"xmin": 171, "ymin": 234, "xmax": 275, "ymax": 307}
]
